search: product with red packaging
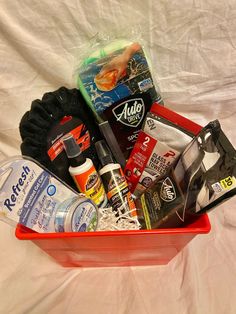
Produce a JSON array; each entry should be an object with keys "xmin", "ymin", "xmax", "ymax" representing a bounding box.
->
[{"xmin": 124, "ymin": 104, "xmax": 202, "ymax": 196}]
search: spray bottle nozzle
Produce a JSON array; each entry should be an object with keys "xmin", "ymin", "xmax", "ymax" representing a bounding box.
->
[
  {"xmin": 95, "ymin": 140, "xmax": 114, "ymax": 167},
  {"xmin": 61, "ymin": 133, "xmax": 81, "ymax": 158}
]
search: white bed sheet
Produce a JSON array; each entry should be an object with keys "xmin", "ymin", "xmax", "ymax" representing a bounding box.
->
[{"xmin": 0, "ymin": 1, "xmax": 236, "ymax": 313}]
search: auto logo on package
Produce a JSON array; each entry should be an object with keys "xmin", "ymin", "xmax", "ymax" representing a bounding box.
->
[
  {"xmin": 112, "ymin": 98, "xmax": 145, "ymax": 128},
  {"xmin": 160, "ymin": 177, "xmax": 176, "ymax": 202}
]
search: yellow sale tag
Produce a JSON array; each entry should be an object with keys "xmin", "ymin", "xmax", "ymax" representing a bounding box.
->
[{"xmin": 220, "ymin": 176, "xmax": 235, "ymax": 190}]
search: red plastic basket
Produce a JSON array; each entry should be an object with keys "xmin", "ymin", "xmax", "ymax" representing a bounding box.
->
[
  {"xmin": 15, "ymin": 214, "xmax": 210, "ymax": 267},
  {"xmin": 15, "ymin": 105, "xmax": 211, "ymax": 267}
]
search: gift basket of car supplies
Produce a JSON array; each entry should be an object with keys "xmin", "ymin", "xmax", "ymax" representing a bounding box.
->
[{"xmin": 1, "ymin": 35, "xmax": 235, "ymax": 267}]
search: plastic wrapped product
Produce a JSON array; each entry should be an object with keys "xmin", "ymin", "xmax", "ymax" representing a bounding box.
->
[
  {"xmin": 76, "ymin": 39, "xmax": 163, "ymax": 161},
  {"xmin": 0, "ymin": 156, "xmax": 98, "ymax": 233},
  {"xmin": 124, "ymin": 104, "xmax": 201, "ymax": 196},
  {"xmin": 135, "ymin": 120, "xmax": 236, "ymax": 229}
]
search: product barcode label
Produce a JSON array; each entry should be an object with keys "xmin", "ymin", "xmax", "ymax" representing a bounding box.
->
[{"xmin": 212, "ymin": 176, "xmax": 236, "ymax": 193}]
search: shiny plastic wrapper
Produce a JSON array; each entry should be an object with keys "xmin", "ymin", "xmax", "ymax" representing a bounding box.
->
[{"xmin": 136, "ymin": 120, "xmax": 236, "ymax": 229}]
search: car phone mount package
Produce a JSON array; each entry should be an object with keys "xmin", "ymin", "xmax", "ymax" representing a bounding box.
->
[
  {"xmin": 125, "ymin": 104, "xmax": 201, "ymax": 196},
  {"xmin": 0, "ymin": 156, "xmax": 98, "ymax": 233},
  {"xmin": 75, "ymin": 36, "xmax": 163, "ymax": 163},
  {"xmin": 19, "ymin": 87, "xmax": 101, "ymax": 189},
  {"xmin": 135, "ymin": 120, "xmax": 236, "ymax": 229}
]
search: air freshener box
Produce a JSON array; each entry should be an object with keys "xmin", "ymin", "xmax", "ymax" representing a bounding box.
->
[{"xmin": 0, "ymin": 156, "xmax": 98, "ymax": 233}]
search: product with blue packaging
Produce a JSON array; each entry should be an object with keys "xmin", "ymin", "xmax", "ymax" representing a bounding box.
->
[
  {"xmin": 0, "ymin": 155, "xmax": 140, "ymax": 233},
  {"xmin": 77, "ymin": 39, "xmax": 163, "ymax": 164},
  {"xmin": 0, "ymin": 156, "xmax": 98, "ymax": 233}
]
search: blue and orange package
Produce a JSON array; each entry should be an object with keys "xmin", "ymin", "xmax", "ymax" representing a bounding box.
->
[{"xmin": 76, "ymin": 38, "xmax": 163, "ymax": 161}]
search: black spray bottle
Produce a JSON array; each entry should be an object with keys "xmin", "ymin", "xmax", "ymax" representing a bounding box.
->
[{"xmin": 95, "ymin": 140, "xmax": 137, "ymax": 217}]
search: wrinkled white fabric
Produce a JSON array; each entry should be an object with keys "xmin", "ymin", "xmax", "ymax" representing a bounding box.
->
[{"xmin": 0, "ymin": 1, "xmax": 236, "ymax": 313}]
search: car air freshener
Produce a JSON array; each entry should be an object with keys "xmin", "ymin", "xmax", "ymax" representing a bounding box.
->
[
  {"xmin": 62, "ymin": 134, "xmax": 107, "ymax": 208},
  {"xmin": 19, "ymin": 87, "xmax": 101, "ymax": 188},
  {"xmin": 77, "ymin": 39, "xmax": 163, "ymax": 160},
  {"xmin": 125, "ymin": 104, "xmax": 201, "ymax": 196},
  {"xmin": 0, "ymin": 156, "xmax": 98, "ymax": 233},
  {"xmin": 135, "ymin": 120, "xmax": 236, "ymax": 229}
]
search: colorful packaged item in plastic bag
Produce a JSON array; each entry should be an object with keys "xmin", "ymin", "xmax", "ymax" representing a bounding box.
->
[
  {"xmin": 135, "ymin": 120, "xmax": 236, "ymax": 229},
  {"xmin": 76, "ymin": 37, "xmax": 163, "ymax": 163}
]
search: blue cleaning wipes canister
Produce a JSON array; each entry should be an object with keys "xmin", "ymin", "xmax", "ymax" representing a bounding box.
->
[{"xmin": 0, "ymin": 156, "xmax": 98, "ymax": 233}]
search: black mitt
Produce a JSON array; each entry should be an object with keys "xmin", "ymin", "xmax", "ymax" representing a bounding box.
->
[{"xmin": 19, "ymin": 87, "xmax": 100, "ymax": 188}]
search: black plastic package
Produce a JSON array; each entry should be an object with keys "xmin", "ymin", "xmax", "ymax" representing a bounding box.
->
[{"xmin": 136, "ymin": 120, "xmax": 236, "ymax": 229}]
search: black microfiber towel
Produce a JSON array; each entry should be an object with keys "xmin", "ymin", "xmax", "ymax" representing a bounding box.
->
[{"xmin": 20, "ymin": 87, "xmax": 101, "ymax": 188}]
